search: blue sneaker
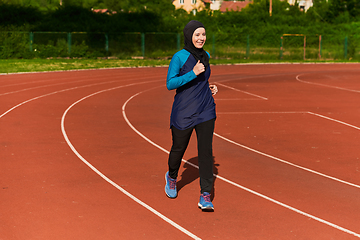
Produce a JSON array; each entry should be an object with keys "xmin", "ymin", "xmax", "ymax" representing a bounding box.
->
[
  {"xmin": 165, "ymin": 171, "xmax": 177, "ymax": 198},
  {"xmin": 198, "ymin": 192, "xmax": 214, "ymax": 210}
]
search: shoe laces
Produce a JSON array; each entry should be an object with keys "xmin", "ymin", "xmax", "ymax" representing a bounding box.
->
[
  {"xmin": 202, "ymin": 193, "xmax": 211, "ymax": 202},
  {"xmin": 168, "ymin": 177, "xmax": 176, "ymax": 190}
]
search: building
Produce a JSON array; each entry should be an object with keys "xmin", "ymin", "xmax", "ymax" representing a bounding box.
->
[
  {"xmin": 91, "ymin": 9, "xmax": 117, "ymax": 14},
  {"xmin": 288, "ymin": 0, "xmax": 313, "ymax": 11},
  {"xmin": 209, "ymin": 0, "xmax": 222, "ymax": 11},
  {"xmin": 172, "ymin": 0, "xmax": 313, "ymax": 13},
  {"xmin": 172, "ymin": 0, "xmax": 211, "ymax": 14},
  {"xmin": 172, "ymin": 0, "xmax": 251, "ymax": 12},
  {"xmin": 219, "ymin": 0, "xmax": 252, "ymax": 12}
]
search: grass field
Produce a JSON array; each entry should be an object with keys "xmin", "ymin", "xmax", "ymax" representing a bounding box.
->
[{"xmin": 0, "ymin": 58, "xmax": 359, "ymax": 74}]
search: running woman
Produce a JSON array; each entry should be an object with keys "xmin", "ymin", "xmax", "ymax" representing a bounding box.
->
[{"xmin": 165, "ymin": 20, "xmax": 218, "ymax": 210}]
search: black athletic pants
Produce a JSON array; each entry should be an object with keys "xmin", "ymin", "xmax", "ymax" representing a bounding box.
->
[{"xmin": 168, "ymin": 118, "xmax": 215, "ymax": 194}]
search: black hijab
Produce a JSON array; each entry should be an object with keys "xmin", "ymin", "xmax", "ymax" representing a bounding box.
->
[{"xmin": 183, "ymin": 20, "xmax": 209, "ymax": 69}]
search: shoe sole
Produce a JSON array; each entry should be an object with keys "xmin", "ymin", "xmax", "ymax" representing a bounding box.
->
[
  {"xmin": 198, "ymin": 203, "xmax": 214, "ymax": 210},
  {"xmin": 165, "ymin": 190, "xmax": 177, "ymax": 199},
  {"xmin": 165, "ymin": 173, "xmax": 177, "ymax": 199}
]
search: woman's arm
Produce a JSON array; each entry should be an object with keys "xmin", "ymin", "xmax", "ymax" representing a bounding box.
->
[{"xmin": 166, "ymin": 55, "xmax": 197, "ymax": 90}]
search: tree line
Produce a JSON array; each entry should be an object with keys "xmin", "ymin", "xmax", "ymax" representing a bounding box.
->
[
  {"xmin": 0, "ymin": 0, "xmax": 359, "ymax": 60},
  {"xmin": 0, "ymin": 0, "xmax": 360, "ymax": 33}
]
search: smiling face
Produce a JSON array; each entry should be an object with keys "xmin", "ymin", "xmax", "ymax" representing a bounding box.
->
[{"xmin": 192, "ymin": 27, "xmax": 206, "ymax": 49}]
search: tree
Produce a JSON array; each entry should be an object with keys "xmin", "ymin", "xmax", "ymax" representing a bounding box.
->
[{"xmin": 114, "ymin": 0, "xmax": 174, "ymax": 13}]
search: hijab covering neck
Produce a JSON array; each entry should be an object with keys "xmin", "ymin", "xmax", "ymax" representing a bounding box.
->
[{"xmin": 183, "ymin": 20, "xmax": 209, "ymax": 69}]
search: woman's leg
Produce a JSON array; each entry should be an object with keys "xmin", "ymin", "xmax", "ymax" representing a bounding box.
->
[
  {"xmin": 168, "ymin": 126, "xmax": 193, "ymax": 179},
  {"xmin": 195, "ymin": 119, "xmax": 215, "ymax": 194}
]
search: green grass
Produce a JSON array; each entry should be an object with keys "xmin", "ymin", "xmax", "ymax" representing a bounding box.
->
[
  {"xmin": 0, "ymin": 58, "xmax": 172, "ymax": 74},
  {"xmin": 0, "ymin": 58, "xmax": 359, "ymax": 74}
]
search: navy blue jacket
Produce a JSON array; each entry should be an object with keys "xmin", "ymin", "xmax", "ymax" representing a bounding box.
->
[{"xmin": 166, "ymin": 49, "xmax": 216, "ymax": 130}]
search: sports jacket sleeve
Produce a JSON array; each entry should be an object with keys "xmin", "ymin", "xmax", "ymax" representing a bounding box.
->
[{"xmin": 166, "ymin": 52, "xmax": 197, "ymax": 90}]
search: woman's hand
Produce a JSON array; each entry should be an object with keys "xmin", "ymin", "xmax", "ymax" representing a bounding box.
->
[
  {"xmin": 193, "ymin": 60, "xmax": 205, "ymax": 76},
  {"xmin": 209, "ymin": 84, "xmax": 218, "ymax": 95}
]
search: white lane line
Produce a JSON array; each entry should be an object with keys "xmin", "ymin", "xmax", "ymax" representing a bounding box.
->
[
  {"xmin": 122, "ymin": 90, "xmax": 170, "ymax": 154},
  {"xmin": 214, "ymin": 111, "xmax": 360, "ymax": 189},
  {"xmin": 0, "ymin": 79, "xmax": 59, "ymax": 88},
  {"xmin": 308, "ymin": 111, "xmax": 360, "ymax": 131},
  {"xmin": 217, "ymin": 111, "xmax": 308, "ymax": 114},
  {"xmin": 215, "ymin": 98, "xmax": 264, "ymax": 101},
  {"xmin": 0, "ymin": 79, "xmax": 198, "ymax": 238},
  {"xmin": 0, "ymin": 79, "xmax": 118, "ymax": 96},
  {"xmin": 215, "ymin": 82, "xmax": 268, "ymax": 100},
  {"xmin": 296, "ymin": 74, "xmax": 360, "ymax": 93},
  {"xmin": 0, "ymin": 74, "xmax": 161, "ymax": 97},
  {"xmin": 122, "ymin": 91, "xmax": 360, "ymax": 238},
  {"xmin": 0, "ymin": 79, "xmax": 150, "ymax": 119},
  {"xmin": 0, "ymin": 75, "xmax": 93, "ymax": 88},
  {"xmin": 214, "ymin": 132, "xmax": 360, "ymax": 190},
  {"xmin": 215, "ymin": 173, "xmax": 360, "ymax": 238},
  {"xmin": 121, "ymin": 91, "xmax": 212, "ymax": 176},
  {"xmin": 61, "ymin": 85, "xmax": 201, "ymax": 240}
]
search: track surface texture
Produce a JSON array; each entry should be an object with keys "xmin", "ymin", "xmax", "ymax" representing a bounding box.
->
[{"xmin": 1, "ymin": 63, "xmax": 360, "ymax": 240}]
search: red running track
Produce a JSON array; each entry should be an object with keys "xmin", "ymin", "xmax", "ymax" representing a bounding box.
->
[{"xmin": 1, "ymin": 63, "xmax": 360, "ymax": 240}]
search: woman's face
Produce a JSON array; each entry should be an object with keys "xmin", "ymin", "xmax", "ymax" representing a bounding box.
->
[{"xmin": 192, "ymin": 27, "xmax": 206, "ymax": 49}]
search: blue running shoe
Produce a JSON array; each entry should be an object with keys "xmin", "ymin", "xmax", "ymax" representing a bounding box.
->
[
  {"xmin": 165, "ymin": 171, "xmax": 177, "ymax": 198},
  {"xmin": 198, "ymin": 192, "xmax": 214, "ymax": 210}
]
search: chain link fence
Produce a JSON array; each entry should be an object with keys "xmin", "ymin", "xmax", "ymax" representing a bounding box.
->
[{"xmin": 0, "ymin": 31, "xmax": 359, "ymax": 61}]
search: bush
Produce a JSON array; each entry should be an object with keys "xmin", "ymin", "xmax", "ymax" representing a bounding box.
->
[
  {"xmin": 0, "ymin": 1, "xmax": 360, "ymax": 60},
  {"xmin": 0, "ymin": 31, "xmax": 34, "ymax": 59}
]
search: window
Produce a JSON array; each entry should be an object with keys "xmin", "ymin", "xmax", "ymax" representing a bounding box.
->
[
  {"xmin": 180, "ymin": 0, "xmax": 184, "ymax": 4},
  {"xmin": 192, "ymin": 0, "xmax": 197, "ymax": 4}
]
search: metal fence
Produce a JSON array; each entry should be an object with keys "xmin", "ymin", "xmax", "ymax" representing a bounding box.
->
[{"xmin": 0, "ymin": 31, "xmax": 359, "ymax": 60}]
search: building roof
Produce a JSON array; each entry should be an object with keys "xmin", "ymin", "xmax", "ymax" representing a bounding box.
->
[
  {"xmin": 92, "ymin": 9, "xmax": 117, "ymax": 14},
  {"xmin": 172, "ymin": 0, "xmax": 212, "ymax": 3},
  {"xmin": 220, "ymin": 0, "xmax": 252, "ymax": 12}
]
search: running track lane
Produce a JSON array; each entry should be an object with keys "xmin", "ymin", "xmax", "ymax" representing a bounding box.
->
[{"xmin": 1, "ymin": 64, "xmax": 360, "ymax": 239}]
